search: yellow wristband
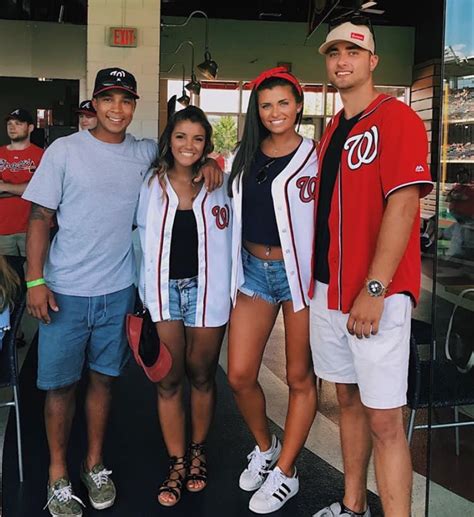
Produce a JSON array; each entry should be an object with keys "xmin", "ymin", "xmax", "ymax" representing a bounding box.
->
[{"xmin": 26, "ymin": 278, "xmax": 46, "ymax": 289}]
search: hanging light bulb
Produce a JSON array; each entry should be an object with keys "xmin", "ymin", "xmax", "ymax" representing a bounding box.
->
[
  {"xmin": 177, "ymin": 90, "xmax": 190, "ymax": 106},
  {"xmin": 197, "ymin": 51, "xmax": 218, "ymax": 80},
  {"xmin": 185, "ymin": 72, "xmax": 201, "ymax": 96}
]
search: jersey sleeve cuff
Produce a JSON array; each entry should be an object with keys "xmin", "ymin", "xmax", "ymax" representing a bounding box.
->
[{"xmin": 385, "ymin": 180, "xmax": 433, "ymax": 199}]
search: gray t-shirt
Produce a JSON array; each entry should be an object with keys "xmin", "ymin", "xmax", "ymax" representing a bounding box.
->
[{"xmin": 23, "ymin": 130, "xmax": 156, "ymax": 296}]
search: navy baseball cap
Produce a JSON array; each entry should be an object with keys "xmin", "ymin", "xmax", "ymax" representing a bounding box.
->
[
  {"xmin": 92, "ymin": 67, "xmax": 139, "ymax": 99},
  {"xmin": 6, "ymin": 108, "xmax": 34, "ymax": 125},
  {"xmin": 76, "ymin": 100, "xmax": 97, "ymax": 116}
]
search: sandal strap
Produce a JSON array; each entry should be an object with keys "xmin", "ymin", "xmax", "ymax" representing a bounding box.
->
[
  {"xmin": 157, "ymin": 485, "xmax": 180, "ymax": 500},
  {"xmin": 168, "ymin": 455, "xmax": 187, "ymax": 474},
  {"xmin": 187, "ymin": 443, "xmax": 208, "ymax": 486},
  {"xmin": 158, "ymin": 456, "xmax": 187, "ymax": 501},
  {"xmin": 189, "ymin": 442, "xmax": 205, "ymax": 453},
  {"xmin": 187, "ymin": 472, "xmax": 207, "ymax": 482},
  {"xmin": 188, "ymin": 443, "xmax": 207, "ymax": 466}
]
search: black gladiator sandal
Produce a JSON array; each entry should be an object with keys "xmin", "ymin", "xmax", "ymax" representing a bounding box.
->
[
  {"xmin": 186, "ymin": 442, "xmax": 208, "ymax": 493},
  {"xmin": 157, "ymin": 455, "xmax": 187, "ymax": 507}
]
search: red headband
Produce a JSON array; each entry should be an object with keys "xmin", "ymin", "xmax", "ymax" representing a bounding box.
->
[{"xmin": 250, "ymin": 66, "xmax": 303, "ymax": 96}]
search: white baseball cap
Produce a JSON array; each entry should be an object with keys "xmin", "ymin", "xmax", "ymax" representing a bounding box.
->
[{"xmin": 319, "ymin": 21, "xmax": 375, "ymax": 55}]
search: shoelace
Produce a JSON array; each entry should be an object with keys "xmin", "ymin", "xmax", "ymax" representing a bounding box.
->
[
  {"xmin": 259, "ymin": 469, "xmax": 286, "ymax": 496},
  {"xmin": 319, "ymin": 506, "xmax": 357, "ymax": 517},
  {"xmin": 90, "ymin": 467, "xmax": 112, "ymax": 489},
  {"xmin": 43, "ymin": 483, "xmax": 85, "ymax": 510},
  {"xmin": 318, "ymin": 510, "xmax": 334, "ymax": 517},
  {"xmin": 246, "ymin": 447, "xmax": 269, "ymax": 477}
]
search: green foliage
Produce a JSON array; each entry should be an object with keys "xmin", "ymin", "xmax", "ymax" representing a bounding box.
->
[{"xmin": 212, "ymin": 116, "xmax": 237, "ymax": 155}]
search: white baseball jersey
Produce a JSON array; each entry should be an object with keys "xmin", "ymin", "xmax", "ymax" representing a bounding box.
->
[
  {"xmin": 230, "ymin": 137, "xmax": 318, "ymax": 312},
  {"xmin": 137, "ymin": 173, "xmax": 232, "ymax": 327}
]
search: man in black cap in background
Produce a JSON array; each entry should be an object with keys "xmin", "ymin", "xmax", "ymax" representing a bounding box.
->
[
  {"xmin": 76, "ymin": 99, "xmax": 97, "ymax": 131},
  {"xmin": 0, "ymin": 108, "xmax": 44, "ymax": 259}
]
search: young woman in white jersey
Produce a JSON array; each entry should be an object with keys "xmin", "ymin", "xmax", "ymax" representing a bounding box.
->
[
  {"xmin": 136, "ymin": 106, "xmax": 232, "ymax": 507},
  {"xmin": 227, "ymin": 67, "xmax": 318, "ymax": 514}
]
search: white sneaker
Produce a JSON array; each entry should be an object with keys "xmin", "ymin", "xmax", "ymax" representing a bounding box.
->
[
  {"xmin": 239, "ymin": 435, "xmax": 282, "ymax": 491},
  {"xmin": 313, "ymin": 502, "xmax": 372, "ymax": 517},
  {"xmin": 248, "ymin": 465, "xmax": 299, "ymax": 514}
]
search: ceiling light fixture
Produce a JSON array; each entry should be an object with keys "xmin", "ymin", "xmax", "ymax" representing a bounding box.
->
[
  {"xmin": 161, "ymin": 10, "xmax": 218, "ymax": 80},
  {"xmin": 163, "ymin": 63, "xmax": 191, "ymax": 106},
  {"xmin": 167, "ymin": 41, "xmax": 201, "ymax": 95}
]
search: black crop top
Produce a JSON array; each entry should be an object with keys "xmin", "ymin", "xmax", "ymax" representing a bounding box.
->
[
  {"xmin": 242, "ymin": 147, "xmax": 298, "ymax": 246},
  {"xmin": 169, "ymin": 209, "xmax": 198, "ymax": 280}
]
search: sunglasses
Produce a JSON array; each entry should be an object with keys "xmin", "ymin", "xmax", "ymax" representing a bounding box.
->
[
  {"xmin": 256, "ymin": 159, "xmax": 276, "ymax": 185},
  {"xmin": 328, "ymin": 14, "xmax": 376, "ymax": 50}
]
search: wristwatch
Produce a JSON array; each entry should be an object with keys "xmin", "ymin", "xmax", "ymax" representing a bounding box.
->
[{"xmin": 366, "ymin": 278, "xmax": 387, "ymax": 297}]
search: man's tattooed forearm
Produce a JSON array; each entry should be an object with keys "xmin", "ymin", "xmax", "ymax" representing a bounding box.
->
[{"xmin": 30, "ymin": 203, "xmax": 56, "ymax": 221}]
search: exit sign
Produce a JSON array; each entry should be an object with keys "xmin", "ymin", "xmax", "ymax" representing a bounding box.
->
[{"xmin": 109, "ymin": 27, "xmax": 138, "ymax": 47}]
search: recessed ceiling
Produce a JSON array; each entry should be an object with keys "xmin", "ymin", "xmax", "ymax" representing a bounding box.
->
[
  {"xmin": 0, "ymin": 0, "xmax": 423, "ymax": 28},
  {"xmin": 161, "ymin": 0, "xmax": 421, "ymax": 27},
  {"xmin": 0, "ymin": 0, "xmax": 87, "ymax": 24}
]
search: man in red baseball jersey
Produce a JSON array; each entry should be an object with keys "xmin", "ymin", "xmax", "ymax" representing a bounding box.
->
[
  {"xmin": 310, "ymin": 20, "xmax": 432, "ymax": 517},
  {"xmin": 0, "ymin": 108, "xmax": 44, "ymax": 257}
]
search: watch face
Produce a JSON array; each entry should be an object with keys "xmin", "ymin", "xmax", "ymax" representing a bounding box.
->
[{"xmin": 367, "ymin": 280, "xmax": 384, "ymax": 296}]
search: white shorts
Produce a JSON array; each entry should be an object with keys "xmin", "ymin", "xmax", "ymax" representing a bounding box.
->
[{"xmin": 309, "ymin": 282, "xmax": 412, "ymax": 409}]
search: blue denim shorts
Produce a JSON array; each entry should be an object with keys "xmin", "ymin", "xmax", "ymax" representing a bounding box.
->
[
  {"xmin": 37, "ymin": 285, "xmax": 135, "ymax": 390},
  {"xmin": 167, "ymin": 276, "xmax": 198, "ymax": 327},
  {"xmin": 239, "ymin": 247, "xmax": 292, "ymax": 305}
]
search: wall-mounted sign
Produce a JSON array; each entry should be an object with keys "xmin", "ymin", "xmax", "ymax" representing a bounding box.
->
[{"xmin": 109, "ymin": 27, "xmax": 138, "ymax": 47}]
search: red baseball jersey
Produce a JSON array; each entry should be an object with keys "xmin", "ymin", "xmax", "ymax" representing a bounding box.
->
[
  {"xmin": 309, "ymin": 94, "xmax": 433, "ymax": 313},
  {"xmin": 0, "ymin": 144, "xmax": 44, "ymax": 235}
]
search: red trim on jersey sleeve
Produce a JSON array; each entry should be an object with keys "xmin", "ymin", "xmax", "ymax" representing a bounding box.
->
[
  {"xmin": 379, "ymin": 102, "xmax": 433, "ymax": 199},
  {"xmin": 201, "ymin": 194, "xmax": 209, "ymax": 327},
  {"xmin": 157, "ymin": 192, "xmax": 170, "ymax": 321}
]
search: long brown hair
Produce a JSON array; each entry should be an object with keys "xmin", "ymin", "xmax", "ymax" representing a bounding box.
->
[{"xmin": 0, "ymin": 256, "xmax": 20, "ymax": 312}]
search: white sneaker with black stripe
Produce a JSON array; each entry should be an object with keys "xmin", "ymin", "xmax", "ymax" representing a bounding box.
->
[
  {"xmin": 313, "ymin": 502, "xmax": 372, "ymax": 517},
  {"xmin": 248, "ymin": 466, "xmax": 299, "ymax": 514},
  {"xmin": 239, "ymin": 435, "xmax": 282, "ymax": 492}
]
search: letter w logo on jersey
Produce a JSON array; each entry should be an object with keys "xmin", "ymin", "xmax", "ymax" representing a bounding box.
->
[
  {"xmin": 296, "ymin": 176, "xmax": 316, "ymax": 203},
  {"xmin": 344, "ymin": 125, "xmax": 379, "ymax": 171},
  {"xmin": 212, "ymin": 204, "xmax": 230, "ymax": 229}
]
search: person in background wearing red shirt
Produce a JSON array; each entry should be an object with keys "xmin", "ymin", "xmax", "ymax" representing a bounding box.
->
[
  {"xmin": 310, "ymin": 19, "xmax": 432, "ymax": 517},
  {"xmin": 0, "ymin": 108, "xmax": 44, "ymax": 258}
]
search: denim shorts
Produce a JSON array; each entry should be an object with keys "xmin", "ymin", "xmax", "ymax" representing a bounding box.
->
[
  {"xmin": 37, "ymin": 285, "xmax": 135, "ymax": 390},
  {"xmin": 167, "ymin": 276, "xmax": 198, "ymax": 327},
  {"xmin": 239, "ymin": 247, "xmax": 292, "ymax": 305}
]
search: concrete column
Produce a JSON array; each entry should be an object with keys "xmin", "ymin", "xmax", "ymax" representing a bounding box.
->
[{"xmin": 87, "ymin": 0, "xmax": 161, "ymax": 140}]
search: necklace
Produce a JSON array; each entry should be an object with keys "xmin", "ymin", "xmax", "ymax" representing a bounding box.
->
[{"xmin": 266, "ymin": 136, "xmax": 301, "ymax": 157}]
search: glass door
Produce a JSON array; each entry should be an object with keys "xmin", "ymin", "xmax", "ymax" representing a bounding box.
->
[{"xmin": 428, "ymin": 0, "xmax": 474, "ymax": 514}]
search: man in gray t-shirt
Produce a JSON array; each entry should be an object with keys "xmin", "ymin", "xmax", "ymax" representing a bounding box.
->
[
  {"xmin": 23, "ymin": 67, "xmax": 147, "ymax": 516},
  {"xmin": 23, "ymin": 67, "xmax": 221, "ymax": 516}
]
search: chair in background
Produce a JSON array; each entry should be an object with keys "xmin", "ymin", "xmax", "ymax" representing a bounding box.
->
[
  {"xmin": 0, "ymin": 293, "xmax": 26, "ymax": 482},
  {"xmin": 407, "ymin": 318, "xmax": 474, "ymax": 455}
]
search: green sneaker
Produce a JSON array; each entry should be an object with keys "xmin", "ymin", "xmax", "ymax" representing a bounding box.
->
[
  {"xmin": 44, "ymin": 477, "xmax": 85, "ymax": 517},
  {"xmin": 80, "ymin": 462, "xmax": 116, "ymax": 510}
]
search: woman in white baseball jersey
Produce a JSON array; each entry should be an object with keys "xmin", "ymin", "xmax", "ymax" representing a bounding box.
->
[
  {"xmin": 136, "ymin": 106, "xmax": 232, "ymax": 507},
  {"xmin": 227, "ymin": 67, "xmax": 318, "ymax": 514}
]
